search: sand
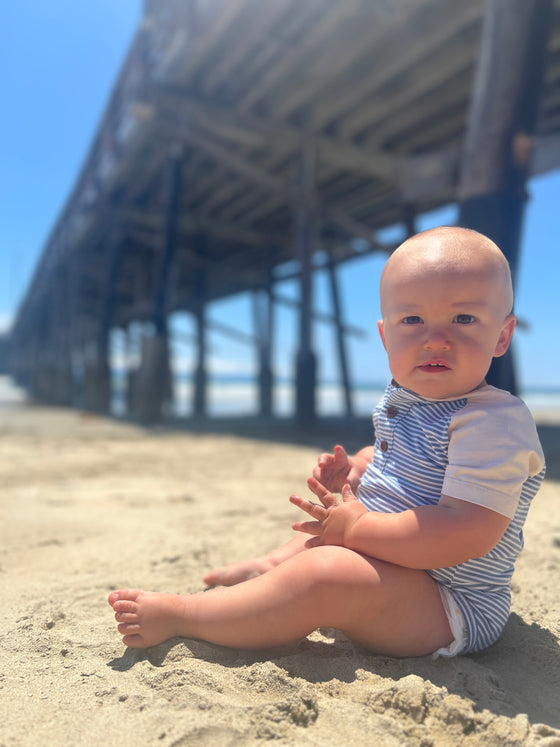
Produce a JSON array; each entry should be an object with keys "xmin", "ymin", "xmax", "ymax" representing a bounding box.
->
[{"xmin": 1, "ymin": 398, "xmax": 559, "ymax": 746}]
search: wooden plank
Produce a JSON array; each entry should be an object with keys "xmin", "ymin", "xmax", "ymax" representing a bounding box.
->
[
  {"xmin": 179, "ymin": 0, "xmax": 248, "ymax": 81},
  {"xmin": 199, "ymin": 0, "xmax": 292, "ymax": 95},
  {"xmin": 269, "ymin": 0, "xmax": 437, "ymax": 121},
  {"xmin": 273, "ymin": 1, "xmax": 481, "ymax": 123},
  {"xmin": 179, "ymin": 124, "xmax": 285, "ymax": 192},
  {"xmin": 113, "ymin": 205, "xmax": 283, "ymax": 248},
  {"xmin": 146, "ymin": 105, "xmax": 396, "ymax": 231},
  {"xmin": 237, "ymin": 0, "xmax": 359, "ymax": 112},
  {"xmin": 147, "ymin": 85, "xmax": 396, "ymax": 179},
  {"xmin": 344, "ymin": 40, "xmax": 475, "ymax": 144},
  {"xmin": 159, "ymin": 116, "xmax": 394, "ymax": 248}
]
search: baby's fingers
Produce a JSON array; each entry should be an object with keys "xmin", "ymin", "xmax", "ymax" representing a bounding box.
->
[
  {"xmin": 304, "ymin": 536, "xmax": 322, "ymax": 549},
  {"xmin": 341, "ymin": 483, "xmax": 358, "ymax": 502},
  {"xmin": 307, "ymin": 477, "xmax": 339, "ymax": 508},
  {"xmin": 292, "ymin": 519, "xmax": 322, "ymax": 536},
  {"xmin": 333, "ymin": 445, "xmax": 348, "ymax": 465},
  {"xmin": 317, "ymin": 452, "xmax": 334, "ymax": 468},
  {"xmin": 290, "ymin": 493, "xmax": 329, "ymax": 518}
]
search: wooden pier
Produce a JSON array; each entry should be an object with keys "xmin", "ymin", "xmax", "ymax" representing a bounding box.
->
[{"xmin": 8, "ymin": 0, "xmax": 560, "ymax": 422}]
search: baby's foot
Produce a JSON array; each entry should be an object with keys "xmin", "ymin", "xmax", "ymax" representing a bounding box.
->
[
  {"xmin": 202, "ymin": 556, "xmax": 274, "ymax": 587},
  {"xmin": 108, "ymin": 589, "xmax": 189, "ymax": 648}
]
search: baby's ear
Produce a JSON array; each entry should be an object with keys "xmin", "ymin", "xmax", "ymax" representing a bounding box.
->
[
  {"xmin": 377, "ymin": 320, "xmax": 387, "ymax": 350},
  {"xmin": 494, "ymin": 314, "xmax": 517, "ymax": 357}
]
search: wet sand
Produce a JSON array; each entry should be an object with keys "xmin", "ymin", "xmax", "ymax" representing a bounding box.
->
[{"xmin": 1, "ymin": 400, "xmax": 559, "ymax": 746}]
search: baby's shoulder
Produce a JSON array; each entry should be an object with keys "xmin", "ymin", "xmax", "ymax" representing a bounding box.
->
[
  {"xmin": 450, "ymin": 386, "xmax": 543, "ymax": 465},
  {"xmin": 460, "ymin": 385, "xmax": 534, "ymax": 424}
]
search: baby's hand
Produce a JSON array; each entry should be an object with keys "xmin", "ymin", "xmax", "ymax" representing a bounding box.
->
[
  {"xmin": 312, "ymin": 445, "xmax": 352, "ymax": 493},
  {"xmin": 290, "ymin": 477, "xmax": 367, "ymax": 548}
]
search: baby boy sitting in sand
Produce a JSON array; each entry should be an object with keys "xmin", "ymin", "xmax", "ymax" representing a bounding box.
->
[{"xmin": 109, "ymin": 226, "xmax": 545, "ymax": 658}]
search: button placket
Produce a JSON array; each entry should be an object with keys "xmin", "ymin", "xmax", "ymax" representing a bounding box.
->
[{"xmin": 376, "ymin": 400, "xmax": 403, "ymax": 459}]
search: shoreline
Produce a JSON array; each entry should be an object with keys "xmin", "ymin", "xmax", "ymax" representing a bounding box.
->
[{"xmin": 3, "ymin": 373, "xmax": 560, "ymax": 424}]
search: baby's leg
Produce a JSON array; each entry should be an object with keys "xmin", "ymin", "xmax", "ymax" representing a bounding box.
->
[
  {"xmin": 202, "ymin": 534, "xmax": 309, "ymax": 587},
  {"xmin": 109, "ymin": 546, "xmax": 452, "ymax": 655}
]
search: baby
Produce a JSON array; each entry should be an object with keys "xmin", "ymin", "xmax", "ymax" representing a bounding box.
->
[{"xmin": 109, "ymin": 226, "xmax": 545, "ymax": 657}]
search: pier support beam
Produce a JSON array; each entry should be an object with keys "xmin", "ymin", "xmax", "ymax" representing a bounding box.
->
[
  {"xmin": 28, "ymin": 308, "xmax": 51, "ymax": 403},
  {"xmin": 193, "ymin": 233, "xmax": 208, "ymax": 418},
  {"xmin": 253, "ymin": 283, "xmax": 274, "ymax": 418},
  {"xmin": 327, "ymin": 252, "xmax": 353, "ymax": 417},
  {"xmin": 457, "ymin": 0, "xmax": 553, "ymax": 393},
  {"xmin": 52, "ymin": 348, "xmax": 73, "ymax": 407},
  {"xmin": 132, "ymin": 145, "xmax": 181, "ymax": 422},
  {"xmin": 294, "ymin": 136, "xmax": 317, "ymax": 423},
  {"xmin": 82, "ymin": 339, "xmax": 111, "ymax": 413},
  {"xmin": 132, "ymin": 334, "xmax": 171, "ymax": 422},
  {"xmin": 83, "ymin": 237, "xmax": 122, "ymax": 414},
  {"xmin": 38, "ymin": 270, "xmax": 74, "ymax": 407}
]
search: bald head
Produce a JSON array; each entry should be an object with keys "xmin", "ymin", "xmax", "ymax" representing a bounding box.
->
[{"xmin": 380, "ymin": 227, "xmax": 514, "ymax": 318}]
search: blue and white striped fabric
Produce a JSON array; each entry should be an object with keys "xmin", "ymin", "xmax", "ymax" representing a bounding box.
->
[{"xmin": 357, "ymin": 382, "xmax": 546, "ymax": 654}]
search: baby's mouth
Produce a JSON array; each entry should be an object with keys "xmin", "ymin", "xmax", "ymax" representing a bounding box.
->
[{"xmin": 418, "ymin": 361, "xmax": 450, "ymax": 372}]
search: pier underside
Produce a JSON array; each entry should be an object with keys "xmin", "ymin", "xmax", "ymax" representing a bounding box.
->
[{"xmin": 8, "ymin": 0, "xmax": 560, "ymax": 422}]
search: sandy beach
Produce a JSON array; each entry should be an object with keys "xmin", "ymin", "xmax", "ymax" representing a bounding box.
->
[{"xmin": 1, "ymin": 388, "xmax": 559, "ymax": 745}]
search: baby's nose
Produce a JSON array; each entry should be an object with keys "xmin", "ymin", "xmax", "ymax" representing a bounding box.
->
[{"xmin": 423, "ymin": 329, "xmax": 451, "ymax": 350}]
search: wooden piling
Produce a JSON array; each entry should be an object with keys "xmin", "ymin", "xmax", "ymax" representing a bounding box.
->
[{"xmin": 458, "ymin": 0, "xmax": 554, "ymax": 393}]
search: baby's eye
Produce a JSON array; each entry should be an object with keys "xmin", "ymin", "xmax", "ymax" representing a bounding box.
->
[
  {"xmin": 402, "ymin": 315, "xmax": 423, "ymax": 325},
  {"xmin": 454, "ymin": 314, "xmax": 476, "ymax": 325}
]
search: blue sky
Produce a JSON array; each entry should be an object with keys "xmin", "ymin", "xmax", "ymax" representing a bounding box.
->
[{"xmin": 1, "ymin": 2, "xmax": 559, "ymax": 395}]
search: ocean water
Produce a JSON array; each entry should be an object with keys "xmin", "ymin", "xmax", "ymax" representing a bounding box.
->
[
  {"xmin": 0, "ymin": 375, "xmax": 28, "ymax": 407},
  {"xmin": 109, "ymin": 373, "xmax": 560, "ymax": 422},
  {"xmin": 1, "ymin": 374, "xmax": 558, "ymax": 423},
  {"xmin": 169, "ymin": 379, "xmax": 387, "ymax": 419},
  {"xmin": 107, "ymin": 372, "xmax": 388, "ymax": 419}
]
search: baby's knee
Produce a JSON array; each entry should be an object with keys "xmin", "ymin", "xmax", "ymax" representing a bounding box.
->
[{"xmin": 301, "ymin": 545, "xmax": 357, "ymax": 584}]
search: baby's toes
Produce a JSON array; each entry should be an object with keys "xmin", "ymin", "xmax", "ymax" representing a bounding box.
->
[
  {"xmin": 114, "ymin": 610, "xmax": 138, "ymax": 623},
  {"xmin": 113, "ymin": 599, "xmax": 138, "ymax": 614},
  {"xmin": 121, "ymin": 633, "xmax": 145, "ymax": 648},
  {"xmin": 108, "ymin": 589, "xmax": 143, "ymax": 606},
  {"xmin": 118, "ymin": 622, "xmax": 140, "ymax": 636}
]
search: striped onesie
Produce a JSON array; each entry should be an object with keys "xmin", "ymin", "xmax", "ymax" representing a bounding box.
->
[{"xmin": 357, "ymin": 382, "xmax": 546, "ymax": 655}]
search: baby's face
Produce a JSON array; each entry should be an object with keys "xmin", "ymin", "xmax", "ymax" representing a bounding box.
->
[{"xmin": 378, "ymin": 236, "xmax": 516, "ymax": 400}]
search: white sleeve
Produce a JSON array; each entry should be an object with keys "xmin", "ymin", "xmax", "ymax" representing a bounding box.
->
[{"xmin": 441, "ymin": 389, "xmax": 545, "ymax": 518}]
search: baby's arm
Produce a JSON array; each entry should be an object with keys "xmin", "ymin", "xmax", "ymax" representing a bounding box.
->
[
  {"xmin": 292, "ymin": 478, "xmax": 510, "ymax": 570},
  {"xmin": 344, "ymin": 494, "xmax": 510, "ymax": 568},
  {"xmin": 313, "ymin": 444, "xmax": 373, "ymax": 493}
]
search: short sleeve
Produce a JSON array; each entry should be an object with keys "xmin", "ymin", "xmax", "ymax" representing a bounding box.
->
[{"xmin": 441, "ymin": 388, "xmax": 545, "ymax": 518}]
